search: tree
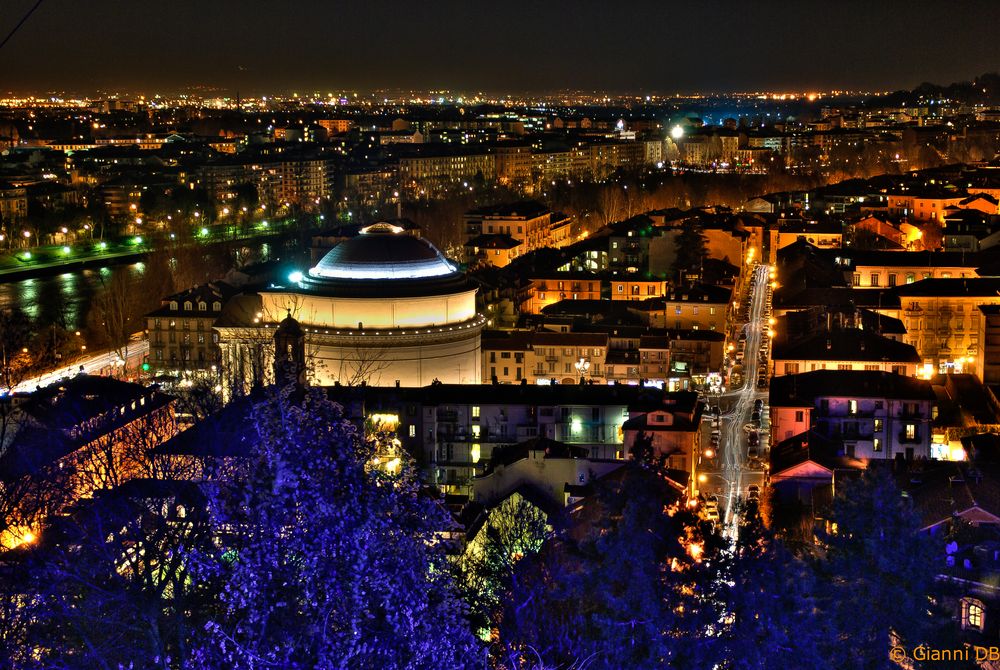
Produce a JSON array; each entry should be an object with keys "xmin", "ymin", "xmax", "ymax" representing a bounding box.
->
[
  {"xmin": 188, "ymin": 386, "xmax": 481, "ymax": 669},
  {"xmin": 815, "ymin": 467, "xmax": 944, "ymax": 668},
  {"xmin": 458, "ymin": 494, "xmax": 551, "ymax": 638},
  {"xmin": 6, "ymin": 480, "xmax": 219, "ymax": 670},
  {"xmin": 708, "ymin": 502, "xmax": 830, "ymax": 670},
  {"xmin": 496, "ymin": 464, "xmax": 721, "ymax": 670},
  {"xmin": 671, "ymin": 220, "xmax": 708, "ymax": 282}
]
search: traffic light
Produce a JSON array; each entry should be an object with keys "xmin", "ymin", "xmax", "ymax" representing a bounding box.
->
[{"xmin": 141, "ymin": 362, "xmax": 150, "ymax": 372}]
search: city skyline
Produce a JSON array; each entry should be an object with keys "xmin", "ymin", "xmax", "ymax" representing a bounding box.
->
[{"xmin": 3, "ymin": 0, "xmax": 1000, "ymax": 95}]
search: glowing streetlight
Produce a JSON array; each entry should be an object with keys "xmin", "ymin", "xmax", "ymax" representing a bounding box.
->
[{"xmin": 670, "ymin": 125, "xmax": 684, "ymax": 140}]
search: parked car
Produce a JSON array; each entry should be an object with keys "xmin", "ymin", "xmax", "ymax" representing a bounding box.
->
[
  {"xmin": 703, "ymin": 501, "xmax": 720, "ymax": 522},
  {"xmin": 748, "ymin": 430, "xmax": 760, "ymax": 447},
  {"xmin": 747, "ymin": 485, "xmax": 760, "ymax": 501}
]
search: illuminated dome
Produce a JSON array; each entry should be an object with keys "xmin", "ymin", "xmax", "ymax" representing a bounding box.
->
[
  {"xmin": 226, "ymin": 220, "xmax": 484, "ymax": 389},
  {"xmin": 309, "ymin": 222, "xmax": 459, "ymax": 282}
]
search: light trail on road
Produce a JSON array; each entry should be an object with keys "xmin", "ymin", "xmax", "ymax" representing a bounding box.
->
[
  {"xmin": 12, "ymin": 340, "xmax": 149, "ymax": 394},
  {"xmin": 721, "ymin": 263, "xmax": 770, "ymax": 539}
]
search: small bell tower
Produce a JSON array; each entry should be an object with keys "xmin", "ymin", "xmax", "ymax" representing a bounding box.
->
[{"xmin": 273, "ymin": 310, "xmax": 306, "ymax": 387}]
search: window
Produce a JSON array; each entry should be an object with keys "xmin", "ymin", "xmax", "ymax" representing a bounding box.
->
[
  {"xmin": 905, "ymin": 424, "xmax": 916, "ymax": 440},
  {"xmin": 888, "ymin": 273, "xmax": 897, "ymax": 287},
  {"xmin": 710, "ymin": 306, "xmax": 716, "ymax": 315},
  {"xmin": 853, "ymin": 273, "xmax": 861, "ymax": 286},
  {"xmin": 962, "ymin": 598, "xmax": 985, "ymax": 631},
  {"xmin": 874, "ymin": 419, "xmax": 883, "ymax": 432},
  {"xmin": 184, "ymin": 301, "xmax": 192, "ymax": 310},
  {"xmin": 795, "ymin": 410, "xmax": 804, "ymax": 422},
  {"xmin": 873, "ymin": 438, "xmax": 881, "ymax": 452},
  {"xmin": 198, "ymin": 302, "xmax": 207, "ymax": 311},
  {"xmin": 408, "ymin": 425, "xmax": 416, "ymax": 437},
  {"xmin": 906, "ymin": 273, "xmax": 915, "ymax": 284},
  {"xmin": 870, "ymin": 273, "xmax": 880, "ymax": 287}
]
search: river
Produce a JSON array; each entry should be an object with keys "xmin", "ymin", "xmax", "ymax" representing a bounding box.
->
[{"xmin": 0, "ymin": 238, "xmax": 298, "ymax": 335}]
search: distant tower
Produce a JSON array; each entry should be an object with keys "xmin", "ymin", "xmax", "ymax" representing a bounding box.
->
[
  {"xmin": 273, "ymin": 311, "xmax": 306, "ymax": 387},
  {"xmin": 235, "ymin": 90, "xmax": 241, "ymax": 112}
]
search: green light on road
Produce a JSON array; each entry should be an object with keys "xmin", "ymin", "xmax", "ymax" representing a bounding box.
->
[
  {"xmin": 133, "ymin": 236, "xmax": 143, "ymax": 245},
  {"xmin": 62, "ymin": 246, "xmax": 71, "ymax": 254},
  {"xmin": 200, "ymin": 227, "xmax": 209, "ymax": 237},
  {"xmin": 22, "ymin": 252, "xmax": 31, "ymax": 260},
  {"xmin": 98, "ymin": 241, "xmax": 108, "ymax": 250}
]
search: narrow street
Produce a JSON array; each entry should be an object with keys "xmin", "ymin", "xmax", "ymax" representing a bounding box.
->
[{"xmin": 717, "ymin": 263, "xmax": 771, "ymax": 538}]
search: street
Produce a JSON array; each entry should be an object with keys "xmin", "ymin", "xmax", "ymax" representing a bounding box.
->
[
  {"xmin": 12, "ymin": 339, "xmax": 149, "ymax": 394},
  {"xmin": 699, "ymin": 263, "xmax": 770, "ymax": 539}
]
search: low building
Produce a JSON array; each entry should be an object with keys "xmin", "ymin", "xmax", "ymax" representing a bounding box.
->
[
  {"xmin": 621, "ymin": 392, "xmax": 704, "ymax": 491},
  {"xmin": 895, "ymin": 278, "xmax": 1000, "ymax": 373},
  {"xmin": 0, "ymin": 376, "xmax": 177, "ymax": 548},
  {"xmin": 471, "ymin": 437, "xmax": 623, "ymax": 509},
  {"xmin": 769, "ymin": 370, "xmax": 936, "ymax": 460},
  {"xmin": 146, "ymin": 282, "xmax": 237, "ymax": 374},
  {"xmin": 770, "ymin": 329, "xmax": 921, "ymax": 377}
]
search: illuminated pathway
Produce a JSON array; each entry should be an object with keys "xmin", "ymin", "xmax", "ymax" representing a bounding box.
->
[{"xmin": 720, "ymin": 263, "xmax": 770, "ymax": 538}]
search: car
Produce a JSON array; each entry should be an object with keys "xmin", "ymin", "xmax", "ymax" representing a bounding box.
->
[
  {"xmin": 757, "ymin": 377, "xmax": 768, "ymax": 389},
  {"xmin": 747, "ymin": 446, "xmax": 759, "ymax": 460},
  {"xmin": 754, "ymin": 398, "xmax": 764, "ymax": 412},
  {"xmin": 748, "ymin": 431, "xmax": 760, "ymax": 447},
  {"xmin": 747, "ymin": 485, "xmax": 760, "ymax": 501},
  {"xmin": 703, "ymin": 502, "xmax": 720, "ymax": 522},
  {"xmin": 712, "ymin": 405, "xmax": 721, "ymax": 416}
]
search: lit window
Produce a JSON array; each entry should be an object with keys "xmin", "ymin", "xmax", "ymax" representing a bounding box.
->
[
  {"xmin": 906, "ymin": 424, "xmax": 916, "ymax": 440},
  {"xmin": 848, "ymin": 400, "xmax": 858, "ymax": 415},
  {"xmin": 963, "ymin": 598, "xmax": 985, "ymax": 631}
]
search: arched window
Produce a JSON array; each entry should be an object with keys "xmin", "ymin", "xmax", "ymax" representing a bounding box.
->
[
  {"xmin": 213, "ymin": 301, "xmax": 222, "ymax": 311},
  {"xmin": 184, "ymin": 301, "xmax": 193, "ymax": 311},
  {"xmin": 170, "ymin": 301, "xmax": 178, "ymax": 310},
  {"xmin": 198, "ymin": 302, "xmax": 207, "ymax": 311},
  {"xmin": 962, "ymin": 597, "xmax": 985, "ymax": 631}
]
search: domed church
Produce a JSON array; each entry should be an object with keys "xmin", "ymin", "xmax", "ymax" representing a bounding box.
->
[{"xmin": 216, "ymin": 222, "xmax": 484, "ymax": 391}]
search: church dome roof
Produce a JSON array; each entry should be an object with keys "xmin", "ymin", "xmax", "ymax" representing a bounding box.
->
[{"xmin": 309, "ymin": 222, "xmax": 459, "ymax": 281}]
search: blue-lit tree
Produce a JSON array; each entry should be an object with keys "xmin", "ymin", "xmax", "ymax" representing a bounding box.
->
[
  {"xmin": 189, "ymin": 386, "xmax": 481, "ymax": 669},
  {"xmin": 495, "ymin": 463, "xmax": 722, "ymax": 669}
]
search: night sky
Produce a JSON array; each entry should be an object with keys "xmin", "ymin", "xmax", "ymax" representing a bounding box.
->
[{"xmin": 4, "ymin": 0, "xmax": 1000, "ymax": 94}]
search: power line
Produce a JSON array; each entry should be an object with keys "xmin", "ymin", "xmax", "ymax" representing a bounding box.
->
[{"xmin": 0, "ymin": 0, "xmax": 45, "ymax": 53}]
